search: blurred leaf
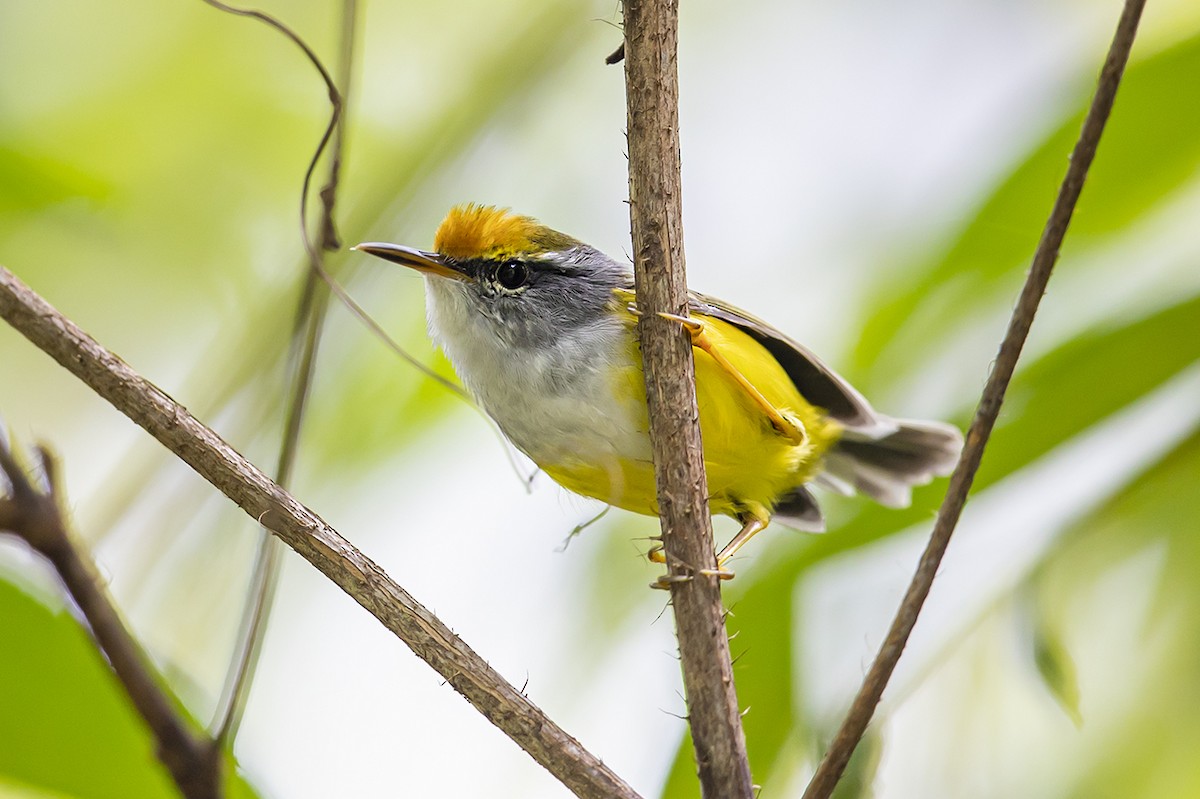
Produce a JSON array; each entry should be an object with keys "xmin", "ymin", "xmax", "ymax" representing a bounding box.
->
[
  {"xmin": 0, "ymin": 774, "xmax": 75, "ymax": 798},
  {"xmin": 852, "ymin": 30, "xmax": 1200, "ymax": 385},
  {"xmin": 1024, "ymin": 595, "xmax": 1083, "ymax": 727},
  {"xmin": 0, "ymin": 145, "xmax": 109, "ymax": 213},
  {"xmin": 829, "ymin": 727, "xmax": 881, "ymax": 799},
  {"xmin": 659, "ymin": 563, "xmax": 800, "ymax": 799},
  {"xmin": 1043, "ymin": 428, "xmax": 1200, "ymax": 798},
  {"xmin": 658, "ymin": 290, "xmax": 1200, "ymax": 796},
  {"xmin": 981, "ymin": 293, "xmax": 1200, "ymax": 484},
  {"xmin": 0, "ymin": 577, "xmax": 259, "ymax": 798}
]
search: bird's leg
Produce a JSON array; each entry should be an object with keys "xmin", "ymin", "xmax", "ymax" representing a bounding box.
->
[
  {"xmin": 716, "ymin": 514, "xmax": 769, "ymax": 566},
  {"xmin": 658, "ymin": 312, "xmax": 807, "ymax": 446}
]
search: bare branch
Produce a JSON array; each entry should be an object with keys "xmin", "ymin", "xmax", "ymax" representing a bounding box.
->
[
  {"xmin": 0, "ymin": 266, "xmax": 641, "ymax": 799},
  {"xmin": 622, "ymin": 1, "xmax": 753, "ymax": 796},
  {"xmin": 802, "ymin": 1, "xmax": 1148, "ymax": 796},
  {"xmin": 0, "ymin": 440, "xmax": 221, "ymax": 799}
]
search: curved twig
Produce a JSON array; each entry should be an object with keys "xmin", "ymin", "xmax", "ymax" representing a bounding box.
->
[
  {"xmin": 201, "ymin": 0, "xmax": 357, "ymax": 747},
  {"xmin": 198, "ymin": 0, "xmax": 340, "ymax": 267}
]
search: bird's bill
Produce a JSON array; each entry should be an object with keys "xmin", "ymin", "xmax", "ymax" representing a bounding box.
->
[{"xmin": 352, "ymin": 242, "xmax": 468, "ymax": 281}]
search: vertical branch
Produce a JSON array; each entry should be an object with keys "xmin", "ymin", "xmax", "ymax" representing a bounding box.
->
[
  {"xmin": 801, "ymin": 1, "xmax": 1147, "ymax": 796},
  {"xmin": 203, "ymin": 0, "xmax": 357, "ymax": 745},
  {"xmin": 622, "ymin": 1, "xmax": 754, "ymax": 797}
]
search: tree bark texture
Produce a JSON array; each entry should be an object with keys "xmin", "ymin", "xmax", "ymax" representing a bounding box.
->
[{"xmin": 623, "ymin": 1, "xmax": 755, "ymax": 796}]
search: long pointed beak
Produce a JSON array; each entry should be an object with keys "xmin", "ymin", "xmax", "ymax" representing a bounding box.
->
[{"xmin": 352, "ymin": 242, "xmax": 469, "ymax": 281}]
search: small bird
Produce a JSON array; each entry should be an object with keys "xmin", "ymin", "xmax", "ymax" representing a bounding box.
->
[{"xmin": 356, "ymin": 205, "xmax": 961, "ymax": 575}]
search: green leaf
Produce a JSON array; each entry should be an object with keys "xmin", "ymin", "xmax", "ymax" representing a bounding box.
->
[
  {"xmin": 1026, "ymin": 595, "xmax": 1083, "ymax": 727},
  {"xmin": 717, "ymin": 299, "xmax": 1200, "ymax": 794},
  {"xmin": 0, "ymin": 576, "xmax": 178, "ymax": 798},
  {"xmin": 0, "ymin": 577, "xmax": 259, "ymax": 798},
  {"xmin": 852, "ymin": 30, "xmax": 1200, "ymax": 385},
  {"xmin": 1043, "ymin": 428, "xmax": 1200, "ymax": 798},
  {"xmin": 0, "ymin": 145, "xmax": 109, "ymax": 213}
]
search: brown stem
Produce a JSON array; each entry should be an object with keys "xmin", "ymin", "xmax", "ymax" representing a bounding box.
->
[
  {"xmin": 801, "ymin": 1, "xmax": 1147, "ymax": 796},
  {"xmin": 0, "ymin": 442, "xmax": 221, "ymax": 798},
  {"xmin": 0, "ymin": 266, "xmax": 640, "ymax": 799},
  {"xmin": 622, "ymin": 1, "xmax": 754, "ymax": 797},
  {"xmin": 209, "ymin": 0, "xmax": 359, "ymax": 746}
]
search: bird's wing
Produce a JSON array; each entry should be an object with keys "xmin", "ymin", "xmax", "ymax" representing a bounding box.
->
[{"xmin": 688, "ymin": 291, "xmax": 895, "ymax": 435}]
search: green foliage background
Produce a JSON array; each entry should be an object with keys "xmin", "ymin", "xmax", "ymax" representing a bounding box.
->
[{"xmin": 1, "ymin": 0, "xmax": 1198, "ymax": 797}]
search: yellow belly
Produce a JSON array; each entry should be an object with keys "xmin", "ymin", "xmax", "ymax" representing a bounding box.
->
[{"xmin": 542, "ymin": 305, "xmax": 842, "ymax": 523}]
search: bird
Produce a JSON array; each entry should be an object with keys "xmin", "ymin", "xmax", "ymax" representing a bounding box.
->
[{"xmin": 355, "ymin": 204, "xmax": 962, "ymax": 576}]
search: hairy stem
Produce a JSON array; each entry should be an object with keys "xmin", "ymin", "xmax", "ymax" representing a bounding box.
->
[{"xmin": 623, "ymin": 0, "xmax": 754, "ymax": 796}]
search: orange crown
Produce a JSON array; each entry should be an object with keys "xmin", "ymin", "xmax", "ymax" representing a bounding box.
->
[{"xmin": 433, "ymin": 204, "xmax": 576, "ymax": 260}]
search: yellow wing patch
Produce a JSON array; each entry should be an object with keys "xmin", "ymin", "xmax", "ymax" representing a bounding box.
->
[
  {"xmin": 434, "ymin": 204, "xmax": 576, "ymax": 261},
  {"xmin": 606, "ymin": 287, "xmax": 843, "ymax": 517}
]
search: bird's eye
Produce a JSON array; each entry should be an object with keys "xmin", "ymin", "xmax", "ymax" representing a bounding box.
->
[{"xmin": 495, "ymin": 261, "xmax": 528, "ymax": 291}]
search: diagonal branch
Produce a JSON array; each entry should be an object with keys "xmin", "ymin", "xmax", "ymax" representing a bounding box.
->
[
  {"xmin": 0, "ymin": 439, "xmax": 221, "ymax": 799},
  {"xmin": 0, "ymin": 266, "xmax": 642, "ymax": 799},
  {"xmin": 802, "ymin": 1, "xmax": 1148, "ymax": 796},
  {"xmin": 622, "ymin": 0, "xmax": 754, "ymax": 796}
]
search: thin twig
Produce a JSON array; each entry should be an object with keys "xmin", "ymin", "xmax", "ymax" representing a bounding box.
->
[
  {"xmin": 198, "ymin": 0, "xmax": 340, "ymax": 268},
  {"xmin": 0, "ymin": 266, "xmax": 642, "ymax": 799},
  {"xmin": 205, "ymin": 0, "xmax": 359, "ymax": 746},
  {"xmin": 311, "ymin": 260, "xmax": 469, "ymax": 399},
  {"xmin": 203, "ymin": 1, "xmax": 467, "ymax": 403},
  {"xmin": 622, "ymin": 0, "xmax": 753, "ymax": 796},
  {"xmin": 801, "ymin": 2, "xmax": 1147, "ymax": 796},
  {"xmin": 0, "ymin": 439, "xmax": 221, "ymax": 799}
]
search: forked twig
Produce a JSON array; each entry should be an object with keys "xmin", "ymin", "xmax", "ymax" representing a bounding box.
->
[{"xmin": 0, "ymin": 439, "xmax": 221, "ymax": 798}]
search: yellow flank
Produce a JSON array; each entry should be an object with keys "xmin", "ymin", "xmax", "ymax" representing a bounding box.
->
[
  {"xmin": 434, "ymin": 204, "xmax": 577, "ymax": 261},
  {"xmin": 543, "ymin": 293, "xmax": 843, "ymax": 522}
]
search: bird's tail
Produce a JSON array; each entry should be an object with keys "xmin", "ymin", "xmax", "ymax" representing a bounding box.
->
[{"xmin": 816, "ymin": 418, "xmax": 963, "ymax": 509}]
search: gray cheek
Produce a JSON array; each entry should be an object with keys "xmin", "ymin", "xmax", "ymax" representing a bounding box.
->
[{"xmin": 499, "ymin": 282, "xmax": 610, "ymax": 350}]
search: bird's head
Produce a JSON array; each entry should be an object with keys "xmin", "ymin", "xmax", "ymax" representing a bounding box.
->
[{"xmin": 355, "ymin": 205, "xmax": 630, "ymax": 349}]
